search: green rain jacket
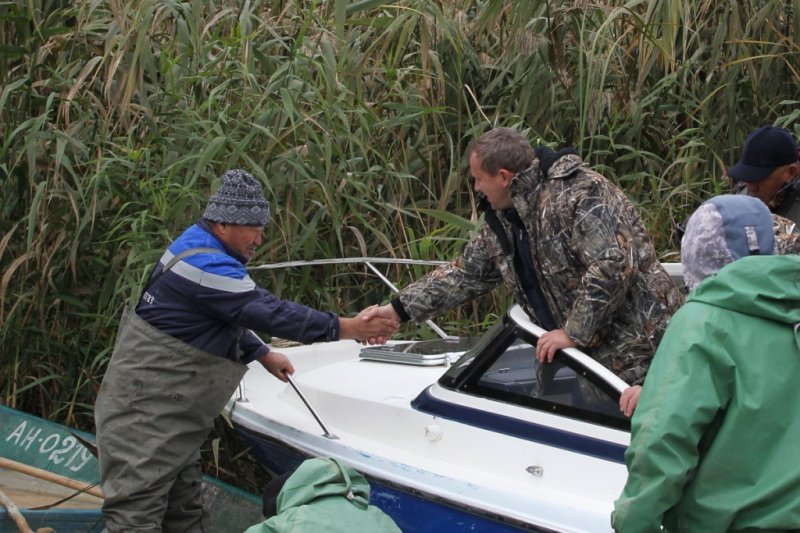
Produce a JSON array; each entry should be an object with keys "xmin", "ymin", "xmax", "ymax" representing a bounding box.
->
[
  {"xmin": 244, "ymin": 458, "xmax": 401, "ymax": 533},
  {"xmin": 613, "ymin": 255, "xmax": 800, "ymax": 532}
]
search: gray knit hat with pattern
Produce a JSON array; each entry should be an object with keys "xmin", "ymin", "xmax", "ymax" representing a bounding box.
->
[
  {"xmin": 681, "ymin": 194, "xmax": 775, "ymax": 292},
  {"xmin": 203, "ymin": 169, "xmax": 270, "ymax": 227}
]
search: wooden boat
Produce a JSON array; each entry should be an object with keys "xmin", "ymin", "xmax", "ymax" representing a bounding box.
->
[{"xmin": 0, "ymin": 404, "xmax": 263, "ymax": 532}]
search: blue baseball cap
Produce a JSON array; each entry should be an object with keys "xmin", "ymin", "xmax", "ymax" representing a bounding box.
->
[{"xmin": 727, "ymin": 126, "xmax": 798, "ymax": 183}]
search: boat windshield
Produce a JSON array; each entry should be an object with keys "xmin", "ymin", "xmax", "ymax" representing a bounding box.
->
[{"xmin": 439, "ymin": 317, "xmax": 629, "ymax": 430}]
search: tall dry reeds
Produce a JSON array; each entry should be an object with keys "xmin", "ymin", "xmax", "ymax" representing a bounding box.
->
[{"xmin": 1, "ymin": 0, "xmax": 798, "ymax": 430}]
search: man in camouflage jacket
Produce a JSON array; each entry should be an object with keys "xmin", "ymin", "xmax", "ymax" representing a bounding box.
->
[{"xmin": 367, "ymin": 128, "xmax": 683, "ymax": 416}]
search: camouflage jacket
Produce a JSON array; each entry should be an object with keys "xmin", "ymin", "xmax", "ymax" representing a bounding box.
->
[
  {"xmin": 773, "ymin": 214, "xmax": 800, "ymax": 254},
  {"xmin": 397, "ymin": 153, "xmax": 683, "ymax": 385},
  {"xmin": 770, "ymin": 176, "xmax": 800, "ymax": 225}
]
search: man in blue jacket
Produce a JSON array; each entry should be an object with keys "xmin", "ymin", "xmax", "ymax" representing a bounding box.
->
[{"xmin": 95, "ymin": 170, "xmax": 398, "ymax": 533}]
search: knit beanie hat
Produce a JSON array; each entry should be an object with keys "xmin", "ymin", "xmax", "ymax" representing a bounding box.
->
[
  {"xmin": 203, "ymin": 169, "xmax": 270, "ymax": 227},
  {"xmin": 681, "ymin": 194, "xmax": 775, "ymax": 291}
]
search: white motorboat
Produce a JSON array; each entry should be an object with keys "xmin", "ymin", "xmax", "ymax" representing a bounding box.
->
[{"xmin": 225, "ymin": 258, "xmax": 684, "ymax": 532}]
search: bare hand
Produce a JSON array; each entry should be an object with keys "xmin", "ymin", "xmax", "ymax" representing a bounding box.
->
[
  {"xmin": 340, "ymin": 304, "xmax": 399, "ymax": 344},
  {"xmin": 619, "ymin": 385, "xmax": 642, "ymax": 418},
  {"xmin": 535, "ymin": 329, "xmax": 577, "ymax": 363},
  {"xmin": 361, "ymin": 304, "xmax": 401, "ymax": 344},
  {"xmin": 358, "ymin": 303, "xmax": 400, "ymax": 322},
  {"xmin": 258, "ymin": 350, "xmax": 294, "ymax": 382}
]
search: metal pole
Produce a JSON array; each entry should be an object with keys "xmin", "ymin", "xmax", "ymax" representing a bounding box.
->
[
  {"xmin": 248, "ymin": 257, "xmax": 452, "ymax": 338},
  {"xmin": 364, "ymin": 261, "xmax": 450, "ymax": 340},
  {"xmin": 248, "ymin": 257, "xmax": 447, "ymax": 271},
  {"xmin": 285, "ymin": 374, "xmax": 339, "ymax": 440},
  {"xmin": 236, "ymin": 383, "xmax": 249, "ymax": 403}
]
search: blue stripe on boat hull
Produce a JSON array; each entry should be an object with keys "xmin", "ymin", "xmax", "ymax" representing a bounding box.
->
[
  {"xmin": 411, "ymin": 387, "xmax": 627, "ymax": 464},
  {"xmin": 235, "ymin": 427, "xmax": 549, "ymax": 533}
]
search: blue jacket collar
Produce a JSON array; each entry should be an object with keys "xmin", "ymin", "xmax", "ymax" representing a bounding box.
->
[{"xmin": 196, "ymin": 219, "xmax": 249, "ymax": 264}]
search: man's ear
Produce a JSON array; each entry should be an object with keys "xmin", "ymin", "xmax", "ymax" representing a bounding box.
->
[
  {"xmin": 209, "ymin": 222, "xmax": 228, "ymax": 237},
  {"xmin": 777, "ymin": 163, "xmax": 798, "ymax": 184},
  {"xmin": 498, "ymin": 168, "xmax": 514, "ymax": 186}
]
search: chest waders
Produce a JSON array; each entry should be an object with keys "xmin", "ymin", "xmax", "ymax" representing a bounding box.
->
[{"xmin": 95, "ymin": 248, "xmax": 247, "ymax": 532}]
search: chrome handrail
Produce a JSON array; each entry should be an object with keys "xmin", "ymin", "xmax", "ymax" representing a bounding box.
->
[
  {"xmin": 248, "ymin": 257, "xmax": 451, "ymax": 339},
  {"xmin": 247, "ymin": 257, "xmax": 684, "ymax": 340},
  {"xmin": 249, "ymin": 257, "xmax": 448, "ymax": 270}
]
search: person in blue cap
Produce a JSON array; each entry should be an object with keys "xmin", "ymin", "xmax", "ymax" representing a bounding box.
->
[
  {"xmin": 728, "ymin": 126, "xmax": 800, "ymax": 224},
  {"xmin": 613, "ymin": 194, "xmax": 800, "ymax": 532}
]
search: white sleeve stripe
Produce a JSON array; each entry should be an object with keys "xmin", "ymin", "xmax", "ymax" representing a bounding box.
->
[
  {"xmin": 159, "ymin": 251, "xmax": 256, "ymax": 293},
  {"xmin": 171, "ymin": 261, "xmax": 256, "ymax": 292}
]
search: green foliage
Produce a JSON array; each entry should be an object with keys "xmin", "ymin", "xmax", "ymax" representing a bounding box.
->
[{"xmin": 1, "ymin": 0, "xmax": 798, "ymax": 436}]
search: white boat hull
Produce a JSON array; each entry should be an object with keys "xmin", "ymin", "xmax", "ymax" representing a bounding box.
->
[{"xmin": 227, "ymin": 306, "xmax": 631, "ymax": 532}]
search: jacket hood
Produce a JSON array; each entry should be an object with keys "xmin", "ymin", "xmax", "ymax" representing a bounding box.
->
[
  {"xmin": 688, "ymin": 255, "xmax": 800, "ymax": 327},
  {"xmin": 680, "ymin": 195, "xmax": 776, "ymax": 291},
  {"xmin": 276, "ymin": 458, "xmax": 371, "ymax": 513},
  {"xmin": 513, "ymin": 149, "xmax": 583, "ymax": 192},
  {"xmin": 477, "ymin": 148, "xmax": 583, "ymax": 215}
]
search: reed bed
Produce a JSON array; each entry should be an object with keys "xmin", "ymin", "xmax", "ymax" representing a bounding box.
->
[{"xmin": 1, "ymin": 0, "xmax": 798, "ymax": 489}]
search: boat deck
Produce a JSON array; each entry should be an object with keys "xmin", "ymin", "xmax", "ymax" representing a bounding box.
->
[{"xmin": 0, "ymin": 468, "xmax": 102, "ymax": 510}]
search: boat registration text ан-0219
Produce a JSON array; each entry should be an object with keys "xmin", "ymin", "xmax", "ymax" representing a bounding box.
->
[{"xmin": 4, "ymin": 418, "xmax": 95, "ymax": 475}]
